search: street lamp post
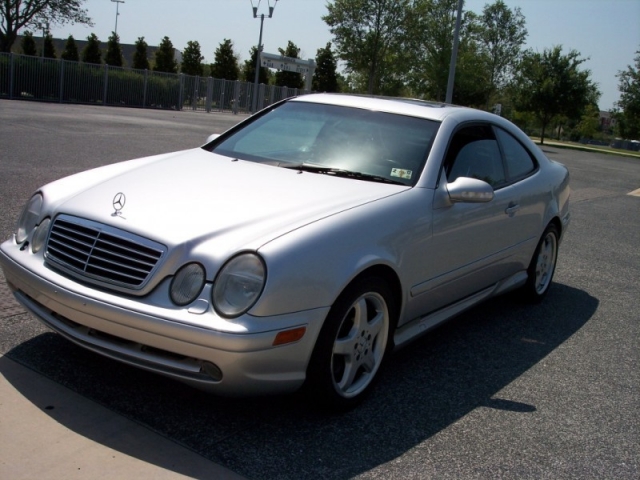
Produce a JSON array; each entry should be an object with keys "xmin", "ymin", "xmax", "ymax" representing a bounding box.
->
[
  {"xmin": 251, "ymin": 0, "xmax": 278, "ymax": 113},
  {"xmin": 111, "ymin": 0, "xmax": 125, "ymax": 35}
]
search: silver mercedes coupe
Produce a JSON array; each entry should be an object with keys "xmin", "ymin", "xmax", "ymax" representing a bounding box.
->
[{"xmin": 0, "ymin": 94, "xmax": 570, "ymax": 409}]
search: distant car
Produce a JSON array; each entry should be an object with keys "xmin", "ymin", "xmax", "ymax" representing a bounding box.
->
[{"xmin": 0, "ymin": 94, "xmax": 570, "ymax": 409}]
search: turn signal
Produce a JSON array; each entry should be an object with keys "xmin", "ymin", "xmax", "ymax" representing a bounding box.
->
[{"xmin": 273, "ymin": 327, "xmax": 306, "ymax": 346}]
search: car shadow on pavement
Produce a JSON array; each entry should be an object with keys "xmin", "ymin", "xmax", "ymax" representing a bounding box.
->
[{"xmin": 2, "ymin": 283, "xmax": 597, "ymax": 480}]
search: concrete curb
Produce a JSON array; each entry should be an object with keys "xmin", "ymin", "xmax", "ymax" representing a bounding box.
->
[{"xmin": 0, "ymin": 355, "xmax": 245, "ymax": 480}]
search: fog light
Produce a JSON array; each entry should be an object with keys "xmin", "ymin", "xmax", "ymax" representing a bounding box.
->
[{"xmin": 200, "ymin": 361, "xmax": 223, "ymax": 381}]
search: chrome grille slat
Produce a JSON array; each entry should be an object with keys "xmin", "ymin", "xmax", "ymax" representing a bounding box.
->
[{"xmin": 44, "ymin": 215, "xmax": 166, "ymax": 290}]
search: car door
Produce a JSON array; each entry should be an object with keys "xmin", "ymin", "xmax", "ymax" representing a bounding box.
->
[{"xmin": 413, "ymin": 123, "xmax": 528, "ymax": 312}]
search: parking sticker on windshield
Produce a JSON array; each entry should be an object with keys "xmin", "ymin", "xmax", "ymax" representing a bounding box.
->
[{"xmin": 391, "ymin": 168, "xmax": 412, "ymax": 180}]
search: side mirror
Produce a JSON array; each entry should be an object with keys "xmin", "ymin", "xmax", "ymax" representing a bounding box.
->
[
  {"xmin": 205, "ymin": 133, "xmax": 220, "ymax": 144},
  {"xmin": 447, "ymin": 177, "xmax": 494, "ymax": 203}
]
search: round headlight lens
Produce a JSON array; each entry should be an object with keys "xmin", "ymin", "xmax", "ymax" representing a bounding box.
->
[
  {"xmin": 170, "ymin": 263, "xmax": 206, "ymax": 306},
  {"xmin": 16, "ymin": 194, "xmax": 43, "ymax": 244},
  {"xmin": 31, "ymin": 217, "xmax": 51, "ymax": 254},
  {"xmin": 212, "ymin": 253, "xmax": 266, "ymax": 318}
]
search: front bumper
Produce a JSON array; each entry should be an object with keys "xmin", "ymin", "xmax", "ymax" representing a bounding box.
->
[{"xmin": 0, "ymin": 239, "xmax": 328, "ymax": 396}]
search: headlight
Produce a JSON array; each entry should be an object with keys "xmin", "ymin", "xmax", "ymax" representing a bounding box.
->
[
  {"xmin": 170, "ymin": 263, "xmax": 206, "ymax": 306},
  {"xmin": 16, "ymin": 194, "xmax": 43, "ymax": 244},
  {"xmin": 212, "ymin": 253, "xmax": 266, "ymax": 318},
  {"xmin": 31, "ymin": 217, "xmax": 51, "ymax": 253}
]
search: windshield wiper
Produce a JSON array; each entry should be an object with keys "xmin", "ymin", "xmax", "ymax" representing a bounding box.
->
[{"xmin": 281, "ymin": 163, "xmax": 406, "ymax": 185}]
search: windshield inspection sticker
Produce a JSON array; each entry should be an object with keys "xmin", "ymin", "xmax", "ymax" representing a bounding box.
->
[{"xmin": 391, "ymin": 168, "xmax": 413, "ymax": 180}]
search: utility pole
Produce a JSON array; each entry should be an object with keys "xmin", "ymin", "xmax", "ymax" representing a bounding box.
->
[
  {"xmin": 251, "ymin": 0, "xmax": 278, "ymax": 114},
  {"xmin": 111, "ymin": 0, "xmax": 125, "ymax": 35},
  {"xmin": 445, "ymin": 0, "xmax": 463, "ymax": 104}
]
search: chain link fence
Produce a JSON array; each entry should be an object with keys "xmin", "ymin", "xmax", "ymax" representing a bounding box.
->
[{"xmin": 0, "ymin": 52, "xmax": 308, "ymax": 113}]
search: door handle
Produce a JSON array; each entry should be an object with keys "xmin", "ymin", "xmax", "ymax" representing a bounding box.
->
[{"xmin": 505, "ymin": 203, "xmax": 520, "ymax": 216}]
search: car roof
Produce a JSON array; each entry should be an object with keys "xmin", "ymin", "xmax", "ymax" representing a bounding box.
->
[{"xmin": 291, "ymin": 93, "xmax": 498, "ymax": 123}]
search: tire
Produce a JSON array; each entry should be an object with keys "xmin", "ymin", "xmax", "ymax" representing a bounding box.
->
[
  {"xmin": 305, "ymin": 277, "xmax": 395, "ymax": 410},
  {"xmin": 521, "ymin": 224, "xmax": 559, "ymax": 303}
]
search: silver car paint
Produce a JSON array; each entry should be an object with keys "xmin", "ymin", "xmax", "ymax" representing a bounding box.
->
[{"xmin": 0, "ymin": 94, "xmax": 570, "ymax": 395}]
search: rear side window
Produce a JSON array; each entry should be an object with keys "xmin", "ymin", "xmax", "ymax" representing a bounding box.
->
[{"xmin": 495, "ymin": 127, "xmax": 537, "ymax": 180}]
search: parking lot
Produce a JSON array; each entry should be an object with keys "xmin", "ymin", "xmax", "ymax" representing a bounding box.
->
[{"xmin": 0, "ymin": 100, "xmax": 638, "ymax": 479}]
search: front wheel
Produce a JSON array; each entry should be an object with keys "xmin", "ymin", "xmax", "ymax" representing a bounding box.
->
[
  {"xmin": 305, "ymin": 277, "xmax": 395, "ymax": 410},
  {"xmin": 521, "ymin": 224, "xmax": 559, "ymax": 302}
]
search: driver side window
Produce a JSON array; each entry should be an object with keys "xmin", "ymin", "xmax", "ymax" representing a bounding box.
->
[{"xmin": 445, "ymin": 125, "xmax": 505, "ymax": 188}]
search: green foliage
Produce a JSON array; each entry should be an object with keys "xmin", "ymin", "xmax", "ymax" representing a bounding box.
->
[
  {"xmin": 275, "ymin": 41, "xmax": 304, "ymax": 89},
  {"xmin": 615, "ymin": 49, "xmax": 640, "ymax": 139},
  {"xmin": 181, "ymin": 40, "xmax": 203, "ymax": 76},
  {"xmin": 211, "ymin": 39, "xmax": 239, "ymax": 80},
  {"xmin": 43, "ymin": 34, "xmax": 57, "ymax": 58},
  {"xmin": 154, "ymin": 36, "xmax": 178, "ymax": 74},
  {"xmin": 324, "ymin": 0, "xmax": 409, "ymax": 94},
  {"xmin": 104, "ymin": 32, "xmax": 123, "ymax": 66},
  {"xmin": 313, "ymin": 42, "xmax": 339, "ymax": 92},
  {"xmin": 21, "ymin": 31, "xmax": 37, "ymax": 56},
  {"xmin": 576, "ymin": 104, "xmax": 600, "ymax": 139},
  {"xmin": 514, "ymin": 46, "xmax": 600, "ymax": 144},
  {"xmin": 0, "ymin": 0, "xmax": 92, "ymax": 52},
  {"xmin": 133, "ymin": 37, "xmax": 149, "ymax": 70},
  {"xmin": 81, "ymin": 33, "xmax": 102, "ymax": 64},
  {"xmin": 243, "ymin": 46, "xmax": 269, "ymax": 84},
  {"xmin": 61, "ymin": 35, "xmax": 79, "ymax": 61},
  {"xmin": 476, "ymin": 0, "xmax": 527, "ymax": 94}
]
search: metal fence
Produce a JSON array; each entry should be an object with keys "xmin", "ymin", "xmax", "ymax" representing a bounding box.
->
[{"xmin": 0, "ymin": 52, "xmax": 308, "ymax": 113}]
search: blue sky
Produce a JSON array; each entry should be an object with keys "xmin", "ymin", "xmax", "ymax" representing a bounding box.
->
[{"xmin": 47, "ymin": 0, "xmax": 640, "ymax": 111}]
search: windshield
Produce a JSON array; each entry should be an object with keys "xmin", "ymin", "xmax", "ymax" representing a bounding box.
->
[{"xmin": 210, "ymin": 101, "xmax": 440, "ymax": 186}]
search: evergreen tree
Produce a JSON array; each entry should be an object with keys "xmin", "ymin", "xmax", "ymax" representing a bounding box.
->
[
  {"xmin": 61, "ymin": 35, "xmax": 79, "ymax": 61},
  {"xmin": 132, "ymin": 37, "xmax": 149, "ymax": 70},
  {"xmin": 275, "ymin": 41, "xmax": 304, "ymax": 89},
  {"xmin": 154, "ymin": 36, "xmax": 178, "ymax": 73},
  {"xmin": 20, "ymin": 31, "xmax": 37, "ymax": 56},
  {"xmin": 181, "ymin": 40, "xmax": 203, "ymax": 76},
  {"xmin": 313, "ymin": 43, "xmax": 339, "ymax": 92},
  {"xmin": 615, "ymin": 48, "xmax": 640, "ymax": 139},
  {"xmin": 81, "ymin": 33, "xmax": 102, "ymax": 64},
  {"xmin": 243, "ymin": 46, "xmax": 269, "ymax": 84},
  {"xmin": 43, "ymin": 33, "xmax": 56, "ymax": 58},
  {"xmin": 211, "ymin": 39, "xmax": 239, "ymax": 80},
  {"xmin": 104, "ymin": 31, "xmax": 123, "ymax": 66}
]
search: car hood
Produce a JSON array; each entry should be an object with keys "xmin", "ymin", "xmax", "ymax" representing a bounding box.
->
[{"xmin": 52, "ymin": 148, "xmax": 408, "ymax": 254}]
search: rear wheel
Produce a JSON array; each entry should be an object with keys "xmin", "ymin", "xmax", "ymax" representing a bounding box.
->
[
  {"xmin": 522, "ymin": 224, "xmax": 559, "ymax": 302},
  {"xmin": 305, "ymin": 277, "xmax": 394, "ymax": 410}
]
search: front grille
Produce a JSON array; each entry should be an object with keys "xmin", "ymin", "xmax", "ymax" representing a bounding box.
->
[{"xmin": 45, "ymin": 215, "xmax": 166, "ymax": 290}]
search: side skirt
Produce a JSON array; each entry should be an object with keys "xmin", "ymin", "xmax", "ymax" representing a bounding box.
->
[{"xmin": 393, "ymin": 271, "xmax": 528, "ymax": 350}]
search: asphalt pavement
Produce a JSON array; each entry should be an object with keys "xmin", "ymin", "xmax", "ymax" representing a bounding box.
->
[{"xmin": 0, "ymin": 100, "xmax": 638, "ymax": 479}]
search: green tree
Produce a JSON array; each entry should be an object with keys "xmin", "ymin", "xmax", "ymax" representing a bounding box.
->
[
  {"xmin": 132, "ymin": 36, "xmax": 149, "ymax": 70},
  {"xmin": 275, "ymin": 41, "xmax": 304, "ymax": 89},
  {"xmin": 313, "ymin": 42, "xmax": 340, "ymax": 92},
  {"xmin": 104, "ymin": 31, "xmax": 123, "ymax": 66},
  {"xmin": 181, "ymin": 40, "xmax": 203, "ymax": 76},
  {"xmin": 402, "ymin": 0, "xmax": 473, "ymax": 101},
  {"xmin": 42, "ymin": 33, "xmax": 56, "ymax": 58},
  {"xmin": 154, "ymin": 36, "xmax": 178, "ymax": 73},
  {"xmin": 576, "ymin": 104, "xmax": 600, "ymax": 140},
  {"xmin": 0, "ymin": 0, "xmax": 92, "ymax": 52},
  {"xmin": 211, "ymin": 39, "xmax": 240, "ymax": 80},
  {"xmin": 615, "ymin": 48, "xmax": 640, "ymax": 139},
  {"xmin": 21, "ymin": 31, "xmax": 37, "ymax": 56},
  {"xmin": 61, "ymin": 34, "xmax": 79, "ymax": 61},
  {"xmin": 324, "ymin": 0, "xmax": 409, "ymax": 94},
  {"xmin": 476, "ymin": 0, "xmax": 527, "ymax": 97},
  {"xmin": 514, "ymin": 46, "xmax": 600, "ymax": 144},
  {"xmin": 243, "ymin": 46, "xmax": 269, "ymax": 84},
  {"xmin": 81, "ymin": 33, "xmax": 102, "ymax": 64}
]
